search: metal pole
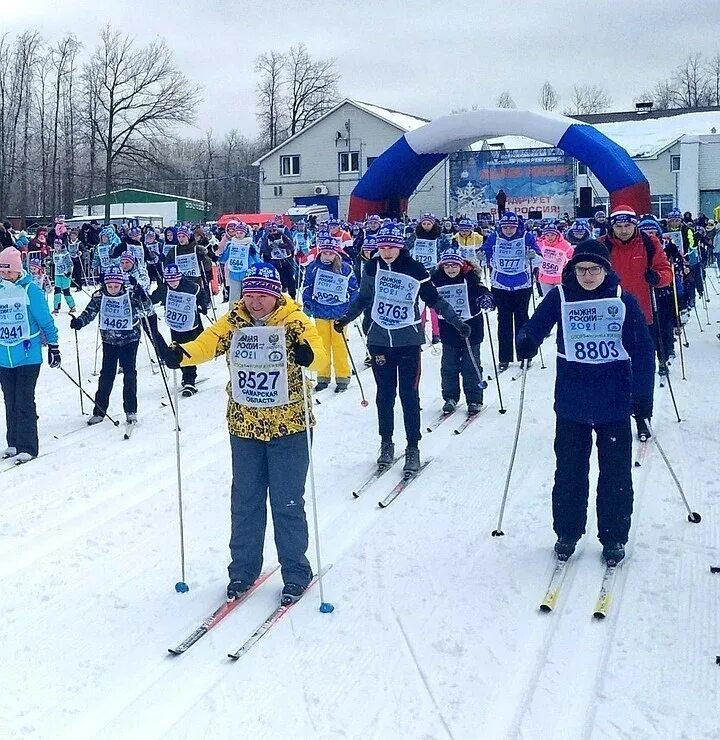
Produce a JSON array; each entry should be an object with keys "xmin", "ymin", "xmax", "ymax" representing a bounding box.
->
[
  {"xmin": 173, "ymin": 369, "xmax": 189, "ymax": 593},
  {"xmin": 74, "ymin": 330, "xmax": 85, "ymax": 415},
  {"xmin": 339, "ymin": 329, "xmax": 368, "ymax": 407},
  {"xmin": 484, "ymin": 312, "xmax": 506, "ymax": 414},
  {"xmin": 59, "ymin": 366, "xmax": 120, "ymax": 425}
]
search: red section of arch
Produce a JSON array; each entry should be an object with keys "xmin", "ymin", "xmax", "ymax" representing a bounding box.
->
[{"xmin": 609, "ymin": 182, "xmax": 651, "ymax": 217}]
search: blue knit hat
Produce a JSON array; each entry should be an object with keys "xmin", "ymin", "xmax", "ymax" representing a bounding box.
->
[
  {"xmin": 638, "ymin": 216, "xmax": 662, "ymax": 236},
  {"xmin": 667, "ymin": 208, "xmax": 682, "ymax": 221},
  {"xmin": 103, "ymin": 265, "xmax": 125, "ymax": 285},
  {"xmin": 242, "ymin": 262, "xmax": 282, "ymax": 297},
  {"xmin": 119, "ymin": 251, "xmax": 136, "ymax": 266},
  {"xmin": 176, "ymin": 225, "xmax": 192, "ymax": 238},
  {"xmin": 164, "ymin": 263, "xmax": 181, "ymax": 280},
  {"xmin": 376, "ymin": 224, "xmax": 405, "ymax": 248},
  {"xmin": 317, "ymin": 233, "xmax": 342, "ymax": 253},
  {"xmin": 457, "ymin": 217, "xmax": 474, "ymax": 232},
  {"xmin": 420, "ymin": 212, "xmax": 435, "ymax": 224},
  {"xmin": 438, "ymin": 247, "xmax": 465, "ymax": 267},
  {"xmin": 499, "ymin": 211, "xmax": 520, "ymax": 227},
  {"xmin": 609, "ymin": 206, "xmax": 638, "ymax": 225}
]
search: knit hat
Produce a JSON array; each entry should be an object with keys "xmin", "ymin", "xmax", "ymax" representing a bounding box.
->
[
  {"xmin": 317, "ymin": 233, "xmax": 342, "ymax": 253},
  {"xmin": 53, "ymin": 238, "xmax": 64, "ymax": 247},
  {"xmin": 103, "ymin": 265, "xmax": 125, "ymax": 285},
  {"xmin": 438, "ymin": 248, "xmax": 465, "ymax": 268},
  {"xmin": 667, "ymin": 208, "xmax": 682, "ymax": 221},
  {"xmin": 119, "ymin": 251, "xmax": 136, "ymax": 266},
  {"xmin": 0, "ymin": 247, "xmax": 23, "ymax": 273},
  {"xmin": 366, "ymin": 214, "xmax": 381, "ymax": 226},
  {"xmin": 420, "ymin": 212, "xmax": 435, "ymax": 225},
  {"xmin": 176, "ymin": 226, "xmax": 191, "ymax": 238},
  {"xmin": 128, "ymin": 227, "xmax": 141, "ymax": 238},
  {"xmin": 225, "ymin": 220, "xmax": 239, "ymax": 232},
  {"xmin": 242, "ymin": 262, "xmax": 282, "ymax": 297},
  {"xmin": 499, "ymin": 211, "xmax": 520, "ymax": 227},
  {"xmin": 375, "ymin": 224, "xmax": 405, "ymax": 248},
  {"xmin": 30, "ymin": 258, "xmax": 42, "ymax": 268},
  {"xmin": 234, "ymin": 222, "xmax": 250, "ymax": 236},
  {"xmin": 542, "ymin": 224, "xmax": 562, "ymax": 238},
  {"xmin": 609, "ymin": 205, "xmax": 638, "ymax": 225},
  {"xmin": 164, "ymin": 263, "xmax": 182, "ymax": 281},
  {"xmin": 457, "ymin": 217, "xmax": 474, "ymax": 232},
  {"xmin": 567, "ymin": 239, "xmax": 612, "ymax": 271},
  {"xmin": 327, "ymin": 217, "xmax": 341, "ymax": 228},
  {"xmin": 638, "ymin": 216, "xmax": 662, "ymax": 236},
  {"xmin": 594, "ymin": 210, "xmax": 607, "ymax": 220}
]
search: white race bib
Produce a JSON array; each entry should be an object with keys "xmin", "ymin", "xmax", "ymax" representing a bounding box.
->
[
  {"xmin": 663, "ymin": 231, "xmax": 683, "ymax": 251},
  {"xmin": 97, "ymin": 244, "xmax": 111, "ymax": 269},
  {"xmin": 493, "ymin": 237, "xmax": 526, "ymax": 275},
  {"xmin": 53, "ymin": 253, "xmax": 70, "ymax": 273},
  {"xmin": 0, "ymin": 281, "xmax": 31, "ymax": 346},
  {"xmin": 559, "ymin": 286, "xmax": 630, "ymax": 364},
  {"xmin": 539, "ymin": 246, "xmax": 569, "ymax": 280},
  {"xmin": 459, "ymin": 246, "xmax": 477, "ymax": 261},
  {"xmin": 175, "ymin": 251, "xmax": 200, "ymax": 278},
  {"xmin": 227, "ymin": 239, "xmax": 251, "ymax": 275},
  {"xmin": 371, "ymin": 269, "xmax": 420, "ymax": 330},
  {"xmin": 413, "ymin": 238, "xmax": 438, "ymax": 269},
  {"xmin": 312, "ymin": 269, "xmax": 350, "ymax": 306},
  {"xmin": 100, "ymin": 292, "xmax": 134, "ymax": 332},
  {"xmin": 165, "ymin": 289, "xmax": 197, "ymax": 332},
  {"xmin": 437, "ymin": 282, "xmax": 472, "ymax": 320},
  {"xmin": 129, "ymin": 244, "xmax": 145, "ymax": 265},
  {"xmin": 229, "ymin": 326, "xmax": 289, "ymax": 407},
  {"xmin": 67, "ymin": 242, "xmax": 80, "ymax": 258}
]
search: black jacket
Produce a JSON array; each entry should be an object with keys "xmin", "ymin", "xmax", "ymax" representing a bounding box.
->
[{"xmin": 431, "ymin": 263, "xmax": 489, "ymax": 346}]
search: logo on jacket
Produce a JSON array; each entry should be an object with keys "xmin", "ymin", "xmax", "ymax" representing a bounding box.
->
[
  {"xmin": 374, "ymin": 354, "xmax": 386, "ymax": 366},
  {"xmin": 607, "ymin": 305, "xmax": 619, "ymax": 317}
]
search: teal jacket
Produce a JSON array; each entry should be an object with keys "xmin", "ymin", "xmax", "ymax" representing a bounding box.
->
[{"xmin": 0, "ymin": 272, "xmax": 58, "ymax": 368}]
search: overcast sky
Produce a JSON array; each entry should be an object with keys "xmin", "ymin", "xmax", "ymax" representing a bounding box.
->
[{"xmin": 8, "ymin": 0, "xmax": 720, "ymax": 139}]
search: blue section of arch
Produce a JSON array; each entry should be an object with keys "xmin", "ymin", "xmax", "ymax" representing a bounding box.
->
[
  {"xmin": 352, "ymin": 137, "xmax": 445, "ymax": 200},
  {"xmin": 557, "ymin": 124, "xmax": 646, "ymax": 193}
]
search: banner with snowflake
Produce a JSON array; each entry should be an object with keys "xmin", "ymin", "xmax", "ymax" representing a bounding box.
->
[{"xmin": 448, "ymin": 148, "xmax": 575, "ymax": 220}]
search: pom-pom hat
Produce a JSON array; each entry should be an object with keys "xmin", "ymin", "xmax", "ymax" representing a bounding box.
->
[
  {"xmin": 242, "ymin": 262, "xmax": 282, "ymax": 297},
  {"xmin": 609, "ymin": 205, "xmax": 638, "ymax": 225},
  {"xmin": 438, "ymin": 248, "xmax": 465, "ymax": 268},
  {"xmin": 164, "ymin": 263, "xmax": 182, "ymax": 281},
  {"xmin": 103, "ymin": 265, "xmax": 125, "ymax": 285}
]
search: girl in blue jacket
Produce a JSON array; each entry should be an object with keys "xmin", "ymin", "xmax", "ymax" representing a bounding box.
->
[
  {"xmin": 516, "ymin": 240, "xmax": 655, "ymax": 566},
  {"xmin": 0, "ymin": 247, "xmax": 60, "ymax": 463},
  {"xmin": 301, "ymin": 234, "xmax": 359, "ymax": 392}
]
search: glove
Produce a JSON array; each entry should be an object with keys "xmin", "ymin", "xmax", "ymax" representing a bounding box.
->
[
  {"xmin": 69, "ymin": 317, "xmax": 82, "ymax": 330},
  {"xmin": 478, "ymin": 293, "xmax": 495, "ymax": 312},
  {"xmin": 198, "ymin": 303, "xmax": 208, "ymax": 315},
  {"xmin": 516, "ymin": 334, "xmax": 537, "ymax": 361},
  {"xmin": 645, "ymin": 269, "xmax": 661, "ymax": 286},
  {"xmin": 333, "ymin": 319, "xmax": 348, "ymax": 334},
  {"xmin": 47, "ymin": 344, "xmax": 61, "ymax": 368},
  {"xmin": 163, "ymin": 343, "xmax": 186, "ymax": 369},
  {"xmin": 293, "ymin": 341, "xmax": 314, "ymax": 367}
]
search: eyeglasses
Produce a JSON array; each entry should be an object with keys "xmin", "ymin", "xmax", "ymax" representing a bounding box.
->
[{"xmin": 574, "ymin": 265, "xmax": 604, "ymax": 276}]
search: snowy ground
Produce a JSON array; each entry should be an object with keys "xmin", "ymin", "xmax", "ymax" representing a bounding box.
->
[{"xmin": 1, "ymin": 279, "xmax": 719, "ymax": 740}]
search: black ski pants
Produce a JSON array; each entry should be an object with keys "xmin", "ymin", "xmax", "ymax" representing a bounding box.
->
[
  {"xmin": 368, "ymin": 344, "xmax": 422, "ymax": 446},
  {"xmin": 440, "ymin": 342, "xmax": 483, "ymax": 404},
  {"xmin": 0, "ymin": 364, "xmax": 41, "ymax": 456},
  {"xmin": 94, "ymin": 341, "xmax": 139, "ymax": 417},
  {"xmin": 492, "ymin": 287, "xmax": 531, "ymax": 364},
  {"xmin": 552, "ymin": 415, "xmax": 634, "ymax": 546},
  {"xmin": 170, "ymin": 324, "xmax": 203, "ymax": 386}
]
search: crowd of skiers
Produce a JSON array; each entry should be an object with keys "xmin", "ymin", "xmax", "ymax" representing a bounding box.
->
[{"xmin": 0, "ymin": 202, "xmax": 714, "ymax": 602}]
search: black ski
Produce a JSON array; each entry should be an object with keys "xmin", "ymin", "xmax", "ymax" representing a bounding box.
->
[
  {"xmin": 378, "ymin": 459, "xmax": 432, "ymax": 508},
  {"xmin": 352, "ymin": 456, "xmax": 402, "ymax": 498}
]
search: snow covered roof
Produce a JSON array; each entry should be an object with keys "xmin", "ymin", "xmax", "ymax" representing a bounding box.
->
[{"xmin": 350, "ymin": 100, "xmax": 429, "ymax": 133}]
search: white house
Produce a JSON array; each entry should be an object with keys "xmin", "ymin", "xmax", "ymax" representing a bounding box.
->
[{"xmin": 252, "ymin": 99, "xmax": 447, "ymax": 219}]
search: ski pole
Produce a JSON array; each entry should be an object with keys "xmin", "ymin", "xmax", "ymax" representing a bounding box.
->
[
  {"xmin": 92, "ymin": 322, "xmax": 100, "ymax": 376},
  {"xmin": 670, "ymin": 279, "xmax": 687, "ymax": 379},
  {"xmin": 483, "ymin": 312, "xmax": 506, "ymax": 414},
  {"xmin": 141, "ymin": 317, "xmax": 178, "ymax": 424},
  {"xmin": 339, "ymin": 329, "xmax": 368, "ymax": 407},
  {"xmin": 464, "ymin": 335, "xmax": 488, "ymax": 396},
  {"xmin": 74, "ymin": 330, "xmax": 85, "ymax": 415},
  {"xmin": 301, "ymin": 368, "xmax": 334, "ymax": 614},
  {"xmin": 200, "ymin": 261, "xmax": 218, "ymax": 323},
  {"xmin": 172, "ymin": 369, "xmax": 189, "ymax": 593},
  {"xmin": 492, "ymin": 365, "xmax": 528, "ymax": 536},
  {"xmin": 645, "ymin": 420, "xmax": 701, "ymax": 523},
  {"xmin": 650, "ymin": 289, "xmax": 682, "ymax": 422},
  {"xmin": 692, "ymin": 300, "xmax": 703, "ymax": 332},
  {"xmin": 528, "ymin": 283, "xmax": 546, "ymax": 369},
  {"xmin": 703, "ymin": 286, "xmax": 711, "ymax": 325},
  {"xmin": 58, "ymin": 366, "xmax": 120, "ymax": 425},
  {"xmin": 142, "ymin": 328, "xmax": 159, "ymax": 375}
]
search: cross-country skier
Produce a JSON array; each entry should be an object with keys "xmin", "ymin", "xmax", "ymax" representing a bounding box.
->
[
  {"xmin": 161, "ymin": 262, "xmax": 326, "ymax": 604},
  {"xmin": 51, "ymin": 239, "xmax": 76, "ymax": 315},
  {"xmin": 537, "ymin": 224, "xmax": 574, "ymax": 296},
  {"xmin": 0, "ymin": 247, "xmax": 60, "ymax": 463},
  {"xmin": 516, "ymin": 240, "xmax": 655, "ymax": 565},
  {"xmin": 334, "ymin": 224, "xmax": 471, "ymax": 475}
]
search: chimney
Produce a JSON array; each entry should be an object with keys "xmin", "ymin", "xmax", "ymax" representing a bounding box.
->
[{"xmin": 635, "ymin": 101, "xmax": 654, "ymax": 115}]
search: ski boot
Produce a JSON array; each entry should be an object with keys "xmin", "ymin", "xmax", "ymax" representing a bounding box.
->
[
  {"xmin": 602, "ymin": 542, "xmax": 625, "ymax": 566},
  {"xmin": 227, "ymin": 579, "xmax": 252, "ymax": 600},
  {"xmin": 14, "ymin": 452, "xmax": 34, "ymax": 464},
  {"xmin": 635, "ymin": 417, "xmax": 651, "ymax": 442},
  {"xmin": 281, "ymin": 582, "xmax": 307, "ymax": 605},
  {"xmin": 554, "ymin": 536, "xmax": 578, "ymax": 561},
  {"xmin": 467, "ymin": 402, "xmax": 483, "ymax": 416},
  {"xmin": 431, "ymin": 335, "xmax": 441, "ymax": 345},
  {"xmin": 377, "ymin": 440, "xmax": 395, "ymax": 469},
  {"xmin": 126, "ymin": 412, "xmax": 137, "ymax": 424},
  {"xmin": 442, "ymin": 399, "xmax": 457, "ymax": 414},
  {"xmin": 497, "ymin": 362, "xmax": 509, "ymax": 373},
  {"xmin": 181, "ymin": 383, "xmax": 198, "ymax": 397},
  {"xmin": 87, "ymin": 415, "xmax": 104, "ymax": 426},
  {"xmin": 314, "ymin": 380, "xmax": 329, "ymax": 392},
  {"xmin": 403, "ymin": 446, "xmax": 420, "ymax": 477},
  {"xmin": 334, "ymin": 381, "xmax": 349, "ymax": 394},
  {"xmin": 658, "ymin": 363, "xmax": 669, "ymax": 377},
  {"xmin": 2, "ymin": 446, "xmax": 17, "ymax": 459}
]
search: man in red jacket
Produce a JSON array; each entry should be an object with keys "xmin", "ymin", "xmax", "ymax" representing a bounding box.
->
[{"xmin": 600, "ymin": 205, "xmax": 672, "ymax": 441}]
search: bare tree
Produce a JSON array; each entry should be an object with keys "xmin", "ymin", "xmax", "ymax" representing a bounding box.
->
[
  {"xmin": 284, "ymin": 44, "xmax": 339, "ymax": 136},
  {"xmin": 563, "ymin": 83, "xmax": 612, "ymax": 115},
  {"xmin": 673, "ymin": 54, "xmax": 713, "ymax": 108},
  {"xmin": 538, "ymin": 81, "xmax": 559, "ymax": 111},
  {"xmin": 496, "ymin": 90, "xmax": 516, "ymax": 109},
  {"xmin": 707, "ymin": 54, "xmax": 720, "ymax": 106},
  {"xmin": 84, "ymin": 25, "xmax": 202, "ymax": 222},
  {"xmin": 255, "ymin": 51, "xmax": 286, "ymax": 149}
]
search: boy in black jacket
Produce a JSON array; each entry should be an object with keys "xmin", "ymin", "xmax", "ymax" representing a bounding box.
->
[
  {"xmin": 431, "ymin": 248, "xmax": 493, "ymax": 415},
  {"xmin": 516, "ymin": 240, "xmax": 654, "ymax": 565},
  {"xmin": 150, "ymin": 263, "xmax": 209, "ymax": 396}
]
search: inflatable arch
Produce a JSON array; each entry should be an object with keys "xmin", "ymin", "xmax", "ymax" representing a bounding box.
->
[{"xmin": 347, "ymin": 109, "xmax": 650, "ymax": 222}]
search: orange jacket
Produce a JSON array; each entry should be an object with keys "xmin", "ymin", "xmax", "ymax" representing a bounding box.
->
[{"xmin": 601, "ymin": 231, "xmax": 672, "ymax": 324}]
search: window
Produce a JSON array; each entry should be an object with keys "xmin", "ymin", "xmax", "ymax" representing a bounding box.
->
[
  {"xmin": 338, "ymin": 151, "xmax": 360, "ymax": 173},
  {"xmin": 273, "ymin": 186, "xmax": 283, "ymax": 196},
  {"xmin": 651, "ymin": 194, "xmax": 674, "ymax": 219},
  {"xmin": 366, "ymin": 156, "xmax": 377, "ymax": 169},
  {"xmin": 280, "ymin": 155, "xmax": 301, "ymax": 176},
  {"xmin": 670, "ymin": 155, "xmax": 681, "ymax": 172},
  {"xmin": 577, "ymin": 162, "xmax": 588, "ymax": 175}
]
